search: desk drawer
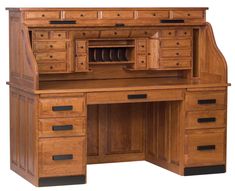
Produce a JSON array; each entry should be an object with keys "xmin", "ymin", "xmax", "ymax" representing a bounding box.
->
[
  {"xmin": 137, "ymin": 10, "xmax": 169, "ymax": 19},
  {"xmin": 160, "ymin": 39, "xmax": 191, "ymax": 48},
  {"xmin": 185, "ymin": 129, "xmax": 225, "ymax": 166},
  {"xmin": 159, "ymin": 59, "xmax": 191, "ymax": 68},
  {"xmin": 39, "ymin": 97, "xmax": 85, "ymax": 118},
  {"xmin": 51, "ymin": 31, "xmax": 67, "ymax": 40},
  {"xmin": 102, "ymin": 11, "xmax": 134, "ymax": 19},
  {"xmin": 38, "ymin": 62, "xmax": 67, "ymax": 73},
  {"xmin": 172, "ymin": 10, "xmax": 204, "ymax": 19},
  {"xmin": 75, "ymin": 31, "xmax": 100, "ymax": 38},
  {"xmin": 39, "ymin": 117, "xmax": 86, "ymax": 137},
  {"xmin": 100, "ymin": 30, "xmax": 130, "ymax": 38},
  {"xmin": 25, "ymin": 11, "xmax": 60, "ymax": 20},
  {"xmin": 160, "ymin": 49, "xmax": 191, "ymax": 58},
  {"xmin": 39, "ymin": 137, "xmax": 86, "ymax": 177},
  {"xmin": 65, "ymin": 11, "xmax": 98, "ymax": 19},
  {"xmin": 33, "ymin": 41, "xmax": 66, "ymax": 52},
  {"xmin": 185, "ymin": 91, "xmax": 226, "ymax": 111},
  {"xmin": 35, "ymin": 52, "xmax": 67, "ymax": 62},
  {"xmin": 130, "ymin": 30, "xmax": 157, "ymax": 38},
  {"xmin": 87, "ymin": 89, "xmax": 184, "ymax": 104},
  {"xmin": 186, "ymin": 110, "xmax": 226, "ymax": 129}
]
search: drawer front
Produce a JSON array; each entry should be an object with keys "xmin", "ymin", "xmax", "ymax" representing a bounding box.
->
[
  {"xmin": 35, "ymin": 52, "xmax": 66, "ymax": 61},
  {"xmin": 38, "ymin": 62, "xmax": 67, "ymax": 73},
  {"xmin": 137, "ymin": 10, "xmax": 169, "ymax": 19},
  {"xmin": 130, "ymin": 30, "xmax": 157, "ymax": 38},
  {"xmin": 100, "ymin": 30, "xmax": 130, "ymax": 38},
  {"xmin": 65, "ymin": 11, "xmax": 98, "ymax": 19},
  {"xmin": 177, "ymin": 29, "xmax": 192, "ymax": 37},
  {"xmin": 51, "ymin": 31, "xmax": 67, "ymax": 39},
  {"xmin": 160, "ymin": 30, "xmax": 176, "ymax": 37},
  {"xmin": 33, "ymin": 41, "xmax": 66, "ymax": 52},
  {"xmin": 39, "ymin": 97, "xmax": 85, "ymax": 118},
  {"xmin": 185, "ymin": 91, "xmax": 226, "ymax": 111},
  {"xmin": 102, "ymin": 11, "xmax": 134, "ymax": 19},
  {"xmin": 87, "ymin": 89, "xmax": 184, "ymax": 104},
  {"xmin": 76, "ymin": 40, "xmax": 87, "ymax": 53},
  {"xmin": 160, "ymin": 49, "xmax": 191, "ymax": 58},
  {"xmin": 186, "ymin": 110, "xmax": 226, "ymax": 129},
  {"xmin": 39, "ymin": 137, "xmax": 86, "ymax": 177},
  {"xmin": 76, "ymin": 55, "xmax": 88, "ymax": 71},
  {"xmin": 34, "ymin": 31, "xmax": 49, "ymax": 40},
  {"xmin": 160, "ymin": 59, "xmax": 191, "ymax": 68},
  {"xmin": 39, "ymin": 117, "xmax": 86, "ymax": 137},
  {"xmin": 160, "ymin": 39, "xmax": 191, "ymax": 48},
  {"xmin": 185, "ymin": 130, "xmax": 225, "ymax": 166},
  {"xmin": 25, "ymin": 11, "xmax": 60, "ymax": 20},
  {"xmin": 136, "ymin": 40, "xmax": 147, "ymax": 53},
  {"xmin": 136, "ymin": 55, "xmax": 147, "ymax": 69},
  {"xmin": 75, "ymin": 31, "xmax": 99, "ymax": 38},
  {"xmin": 172, "ymin": 10, "xmax": 204, "ymax": 19}
]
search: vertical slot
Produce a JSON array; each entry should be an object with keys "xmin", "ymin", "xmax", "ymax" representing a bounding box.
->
[
  {"xmin": 193, "ymin": 29, "xmax": 200, "ymax": 77},
  {"xmin": 28, "ymin": 30, "xmax": 33, "ymax": 47}
]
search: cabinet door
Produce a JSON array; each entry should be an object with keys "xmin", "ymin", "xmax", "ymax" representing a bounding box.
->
[{"xmin": 147, "ymin": 38, "xmax": 160, "ymax": 69}]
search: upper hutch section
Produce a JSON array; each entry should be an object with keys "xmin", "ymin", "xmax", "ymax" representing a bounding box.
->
[{"xmin": 7, "ymin": 7, "xmax": 207, "ymax": 27}]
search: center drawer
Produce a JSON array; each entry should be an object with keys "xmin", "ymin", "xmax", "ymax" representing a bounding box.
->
[
  {"xmin": 39, "ymin": 97, "xmax": 86, "ymax": 118},
  {"xmin": 39, "ymin": 137, "xmax": 86, "ymax": 177},
  {"xmin": 185, "ymin": 129, "xmax": 225, "ymax": 167},
  {"xmin": 87, "ymin": 89, "xmax": 184, "ymax": 104},
  {"xmin": 39, "ymin": 117, "xmax": 86, "ymax": 137}
]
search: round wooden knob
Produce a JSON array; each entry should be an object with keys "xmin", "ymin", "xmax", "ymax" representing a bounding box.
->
[
  {"xmin": 168, "ymin": 32, "xmax": 172, "ymax": 35},
  {"xmin": 50, "ymin": 66, "xmax": 53, "ymax": 69},
  {"xmin": 80, "ymin": 14, "xmax": 84, "ymax": 17},
  {"xmin": 176, "ymin": 52, "xmax": 179, "ymax": 56},
  {"xmin": 176, "ymin": 62, "xmax": 180, "ymax": 66},
  {"xmin": 80, "ymin": 46, "xmax": 84, "ymax": 49},
  {"xmin": 184, "ymin": 32, "xmax": 187, "ymax": 35},
  {"xmin": 40, "ymin": 34, "xmax": 44, "ymax": 37},
  {"xmin": 41, "ymin": 14, "xmax": 45, "ymax": 17},
  {"xmin": 82, "ymin": 32, "xmax": 86, "ymax": 36},
  {"xmin": 141, "ymin": 61, "xmax": 144, "ymax": 63},
  {"xmin": 153, "ymin": 13, "xmax": 156, "ymax": 16},
  {"xmin": 50, "ymin": 45, "xmax": 53, "ymax": 48},
  {"xmin": 176, "ymin": 42, "xmax": 180, "ymax": 45},
  {"xmin": 187, "ymin": 13, "xmax": 191, "ymax": 16},
  {"xmin": 114, "ymin": 32, "xmax": 117, "ymax": 35},
  {"xmin": 141, "ymin": 45, "xmax": 145, "ymax": 48},
  {"xmin": 81, "ymin": 62, "xmax": 84, "ymax": 65},
  {"xmin": 144, "ymin": 31, "xmax": 148, "ymax": 35},
  {"xmin": 50, "ymin": 55, "xmax": 53, "ymax": 58},
  {"xmin": 58, "ymin": 34, "xmax": 61, "ymax": 37},
  {"xmin": 117, "ymin": 13, "xmax": 120, "ymax": 16}
]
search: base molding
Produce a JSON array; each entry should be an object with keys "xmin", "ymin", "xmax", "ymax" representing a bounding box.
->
[
  {"xmin": 39, "ymin": 175, "xmax": 86, "ymax": 187},
  {"xmin": 184, "ymin": 165, "xmax": 226, "ymax": 176}
]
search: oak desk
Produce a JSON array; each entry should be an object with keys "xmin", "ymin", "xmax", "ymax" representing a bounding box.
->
[{"xmin": 7, "ymin": 7, "xmax": 229, "ymax": 186}]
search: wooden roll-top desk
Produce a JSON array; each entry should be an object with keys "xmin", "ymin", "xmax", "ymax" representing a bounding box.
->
[{"xmin": 6, "ymin": 7, "xmax": 230, "ymax": 186}]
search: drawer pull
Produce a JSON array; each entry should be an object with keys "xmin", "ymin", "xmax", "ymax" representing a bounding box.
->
[
  {"xmin": 128, "ymin": 94, "xmax": 147, "ymax": 99},
  {"xmin": 50, "ymin": 20, "xmax": 76, "ymax": 24},
  {"xmin": 52, "ymin": 154, "xmax": 73, "ymax": 161},
  {"xmin": 160, "ymin": 19, "xmax": 185, "ymax": 23},
  {"xmin": 52, "ymin": 105, "xmax": 73, "ymax": 111},
  {"xmin": 115, "ymin": 23, "xmax": 125, "ymax": 27},
  {"xmin": 198, "ymin": 99, "xmax": 216, "ymax": 105},
  {"xmin": 197, "ymin": 117, "xmax": 216, "ymax": 123},
  {"xmin": 197, "ymin": 145, "xmax": 216, "ymax": 151},
  {"xmin": 52, "ymin": 125, "xmax": 73, "ymax": 131}
]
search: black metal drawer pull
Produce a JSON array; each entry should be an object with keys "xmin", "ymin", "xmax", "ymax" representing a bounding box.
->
[
  {"xmin": 197, "ymin": 145, "xmax": 216, "ymax": 151},
  {"xmin": 52, "ymin": 154, "xmax": 73, "ymax": 161},
  {"xmin": 52, "ymin": 105, "xmax": 73, "ymax": 111},
  {"xmin": 198, "ymin": 99, "xmax": 216, "ymax": 105},
  {"xmin": 52, "ymin": 125, "xmax": 73, "ymax": 131},
  {"xmin": 50, "ymin": 20, "xmax": 76, "ymax": 24},
  {"xmin": 197, "ymin": 117, "xmax": 216, "ymax": 123},
  {"xmin": 115, "ymin": 23, "xmax": 125, "ymax": 27},
  {"xmin": 128, "ymin": 94, "xmax": 147, "ymax": 99},
  {"xmin": 160, "ymin": 19, "xmax": 185, "ymax": 23}
]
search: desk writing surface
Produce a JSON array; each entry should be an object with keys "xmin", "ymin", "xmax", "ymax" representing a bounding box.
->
[{"xmin": 38, "ymin": 77, "xmax": 228, "ymax": 94}]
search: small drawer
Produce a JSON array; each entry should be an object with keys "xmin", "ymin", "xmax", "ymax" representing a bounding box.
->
[
  {"xmin": 102, "ymin": 11, "xmax": 134, "ymax": 19},
  {"xmin": 75, "ymin": 31, "xmax": 99, "ymax": 38},
  {"xmin": 160, "ymin": 30, "xmax": 176, "ymax": 37},
  {"xmin": 136, "ymin": 55, "xmax": 147, "ymax": 69},
  {"xmin": 136, "ymin": 40, "xmax": 147, "ymax": 53},
  {"xmin": 185, "ymin": 91, "xmax": 226, "ymax": 111},
  {"xmin": 130, "ymin": 30, "xmax": 157, "ymax": 38},
  {"xmin": 100, "ymin": 30, "xmax": 130, "ymax": 38},
  {"xmin": 76, "ymin": 40, "xmax": 87, "ymax": 53},
  {"xmin": 39, "ymin": 137, "xmax": 86, "ymax": 177},
  {"xmin": 87, "ymin": 89, "xmax": 184, "ymax": 104},
  {"xmin": 25, "ymin": 11, "xmax": 60, "ymax": 20},
  {"xmin": 33, "ymin": 41, "xmax": 66, "ymax": 52},
  {"xmin": 35, "ymin": 52, "xmax": 66, "ymax": 61},
  {"xmin": 160, "ymin": 39, "xmax": 191, "ymax": 48},
  {"xmin": 34, "ymin": 31, "xmax": 49, "ymax": 40},
  {"xmin": 39, "ymin": 97, "xmax": 85, "ymax": 118},
  {"xmin": 159, "ymin": 59, "xmax": 191, "ymax": 68},
  {"xmin": 76, "ymin": 55, "xmax": 88, "ymax": 71},
  {"xmin": 51, "ymin": 31, "xmax": 67, "ymax": 39},
  {"xmin": 64, "ymin": 11, "xmax": 98, "ymax": 19},
  {"xmin": 177, "ymin": 29, "xmax": 192, "ymax": 37},
  {"xmin": 186, "ymin": 110, "xmax": 226, "ymax": 129},
  {"xmin": 38, "ymin": 62, "xmax": 67, "ymax": 73},
  {"xmin": 185, "ymin": 129, "xmax": 225, "ymax": 166},
  {"xmin": 39, "ymin": 117, "xmax": 86, "ymax": 137},
  {"xmin": 172, "ymin": 10, "xmax": 204, "ymax": 19},
  {"xmin": 137, "ymin": 10, "xmax": 169, "ymax": 19},
  {"xmin": 160, "ymin": 49, "xmax": 191, "ymax": 58}
]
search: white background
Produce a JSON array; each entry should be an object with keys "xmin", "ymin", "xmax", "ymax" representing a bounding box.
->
[{"xmin": 0, "ymin": 0, "xmax": 234, "ymax": 190}]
